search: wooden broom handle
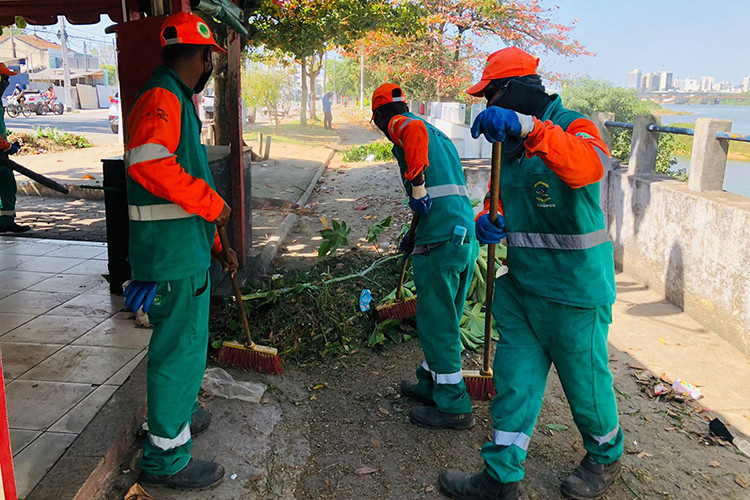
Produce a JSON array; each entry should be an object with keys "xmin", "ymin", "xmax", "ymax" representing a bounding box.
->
[
  {"xmin": 218, "ymin": 225, "xmax": 255, "ymax": 348},
  {"xmin": 482, "ymin": 142, "xmax": 502, "ymax": 376},
  {"xmin": 396, "ymin": 212, "xmax": 421, "ymax": 302}
]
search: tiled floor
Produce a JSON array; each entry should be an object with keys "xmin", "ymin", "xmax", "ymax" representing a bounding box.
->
[{"xmin": 0, "ymin": 236, "xmax": 149, "ymax": 499}]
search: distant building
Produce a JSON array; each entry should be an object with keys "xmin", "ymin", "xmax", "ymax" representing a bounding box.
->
[
  {"xmin": 683, "ymin": 77, "xmax": 700, "ymax": 92},
  {"xmin": 699, "ymin": 76, "xmax": 715, "ymax": 91},
  {"xmin": 659, "ymin": 71, "xmax": 673, "ymax": 91},
  {"xmin": 0, "ymin": 33, "xmax": 61, "ymax": 72},
  {"xmin": 717, "ymin": 81, "xmax": 732, "ymax": 92},
  {"xmin": 626, "ymin": 69, "xmax": 642, "ymax": 90},
  {"xmin": 743, "ymin": 76, "xmax": 750, "ymax": 92}
]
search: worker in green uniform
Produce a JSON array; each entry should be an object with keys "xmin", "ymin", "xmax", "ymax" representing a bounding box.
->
[
  {"xmin": 439, "ymin": 47, "xmax": 623, "ymax": 500},
  {"xmin": 0, "ymin": 63, "xmax": 28, "ymax": 233},
  {"xmin": 121, "ymin": 12, "xmax": 237, "ymax": 490},
  {"xmin": 371, "ymin": 84, "xmax": 479, "ymax": 430}
]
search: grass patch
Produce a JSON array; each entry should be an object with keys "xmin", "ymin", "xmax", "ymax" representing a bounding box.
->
[
  {"xmin": 244, "ymin": 119, "xmax": 338, "ymax": 146},
  {"xmin": 8, "ymin": 126, "xmax": 92, "ymax": 155},
  {"xmin": 341, "ymin": 141, "xmax": 393, "ymax": 162}
]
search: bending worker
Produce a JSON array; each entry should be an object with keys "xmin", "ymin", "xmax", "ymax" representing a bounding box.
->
[
  {"xmin": 121, "ymin": 12, "xmax": 237, "ymax": 491},
  {"xmin": 371, "ymin": 84, "xmax": 478, "ymax": 430},
  {"xmin": 439, "ymin": 47, "xmax": 622, "ymax": 500},
  {"xmin": 0, "ymin": 63, "xmax": 27, "ymax": 233}
]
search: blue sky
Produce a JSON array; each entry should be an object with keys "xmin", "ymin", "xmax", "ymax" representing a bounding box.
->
[
  {"xmin": 45, "ymin": 2, "xmax": 750, "ymax": 87},
  {"xmin": 511, "ymin": 0, "xmax": 750, "ymax": 86}
]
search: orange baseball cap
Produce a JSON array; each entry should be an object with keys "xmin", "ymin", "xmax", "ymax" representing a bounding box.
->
[
  {"xmin": 0, "ymin": 63, "xmax": 18, "ymax": 77},
  {"xmin": 371, "ymin": 83, "xmax": 406, "ymax": 113},
  {"xmin": 466, "ymin": 47, "xmax": 539, "ymax": 97},
  {"xmin": 160, "ymin": 12, "xmax": 226, "ymax": 53}
]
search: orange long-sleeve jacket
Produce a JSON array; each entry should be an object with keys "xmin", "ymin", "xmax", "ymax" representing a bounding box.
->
[{"xmin": 387, "ymin": 114, "xmax": 429, "ymax": 181}]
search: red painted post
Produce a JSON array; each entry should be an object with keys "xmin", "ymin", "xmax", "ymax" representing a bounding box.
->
[
  {"xmin": 0, "ymin": 354, "xmax": 18, "ymax": 500},
  {"xmin": 170, "ymin": 0, "xmax": 192, "ymax": 14},
  {"xmin": 227, "ymin": 30, "xmax": 246, "ymax": 265}
]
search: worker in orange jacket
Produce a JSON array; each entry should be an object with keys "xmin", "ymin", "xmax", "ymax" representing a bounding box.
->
[{"xmin": 121, "ymin": 12, "xmax": 237, "ymax": 491}]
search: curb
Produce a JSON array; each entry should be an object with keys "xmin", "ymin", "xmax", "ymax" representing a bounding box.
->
[
  {"xmin": 251, "ymin": 148, "xmax": 336, "ymax": 276},
  {"xmin": 17, "ymin": 180, "xmax": 106, "ymax": 200}
]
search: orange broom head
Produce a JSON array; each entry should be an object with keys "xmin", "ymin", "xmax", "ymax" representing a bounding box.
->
[
  {"xmin": 375, "ymin": 297, "xmax": 417, "ymax": 322},
  {"xmin": 217, "ymin": 341, "xmax": 282, "ymax": 375},
  {"xmin": 464, "ymin": 372, "xmax": 496, "ymax": 401}
]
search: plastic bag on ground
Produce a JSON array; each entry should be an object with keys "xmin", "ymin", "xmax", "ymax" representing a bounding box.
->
[{"xmin": 202, "ymin": 367, "xmax": 266, "ymax": 403}]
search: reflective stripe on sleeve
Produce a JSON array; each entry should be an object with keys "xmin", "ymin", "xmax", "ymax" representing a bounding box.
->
[
  {"xmin": 129, "ymin": 203, "xmax": 196, "ymax": 222},
  {"xmin": 124, "ymin": 143, "xmax": 172, "ymax": 168},
  {"xmin": 148, "ymin": 423, "xmax": 191, "ymax": 450},
  {"xmin": 591, "ymin": 425, "xmax": 620, "ymax": 445},
  {"xmin": 426, "ymin": 184, "xmax": 469, "ymax": 199},
  {"xmin": 593, "ymin": 145, "xmax": 611, "ymax": 172},
  {"xmin": 421, "ymin": 360, "xmax": 463, "ymax": 385},
  {"xmin": 0, "ymin": 210, "xmax": 15, "ymax": 216},
  {"xmin": 505, "ymin": 228, "xmax": 609, "ymax": 251},
  {"xmin": 493, "ymin": 430, "xmax": 531, "ymax": 451}
]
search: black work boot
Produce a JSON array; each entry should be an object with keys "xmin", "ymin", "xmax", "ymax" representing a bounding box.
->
[
  {"xmin": 140, "ymin": 458, "xmax": 225, "ymax": 490},
  {"xmin": 190, "ymin": 409, "xmax": 212, "ymax": 437},
  {"xmin": 561, "ymin": 454, "xmax": 622, "ymax": 499},
  {"xmin": 0, "ymin": 223, "xmax": 30, "ymax": 233},
  {"xmin": 400, "ymin": 379, "xmax": 435, "ymax": 405},
  {"xmin": 439, "ymin": 469, "xmax": 520, "ymax": 500},
  {"xmin": 409, "ymin": 405, "xmax": 474, "ymax": 430}
]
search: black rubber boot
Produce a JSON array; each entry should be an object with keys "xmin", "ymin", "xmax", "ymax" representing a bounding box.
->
[
  {"xmin": 0, "ymin": 223, "xmax": 30, "ymax": 233},
  {"xmin": 400, "ymin": 380, "xmax": 435, "ymax": 405},
  {"xmin": 140, "ymin": 458, "xmax": 225, "ymax": 490},
  {"xmin": 190, "ymin": 409, "xmax": 212, "ymax": 437},
  {"xmin": 439, "ymin": 469, "xmax": 520, "ymax": 500},
  {"xmin": 561, "ymin": 454, "xmax": 622, "ymax": 499},
  {"xmin": 409, "ymin": 405, "xmax": 474, "ymax": 430}
]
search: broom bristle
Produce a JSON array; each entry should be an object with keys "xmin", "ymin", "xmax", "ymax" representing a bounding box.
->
[
  {"xmin": 375, "ymin": 297, "xmax": 417, "ymax": 322},
  {"xmin": 464, "ymin": 374, "xmax": 496, "ymax": 401},
  {"xmin": 217, "ymin": 345, "xmax": 283, "ymax": 374}
]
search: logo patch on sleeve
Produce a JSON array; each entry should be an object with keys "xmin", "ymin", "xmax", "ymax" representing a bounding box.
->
[{"xmin": 575, "ymin": 132, "xmax": 594, "ymax": 140}]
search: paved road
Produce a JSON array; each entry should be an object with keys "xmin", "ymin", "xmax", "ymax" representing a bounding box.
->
[{"xmin": 5, "ymin": 109, "xmax": 115, "ymax": 137}]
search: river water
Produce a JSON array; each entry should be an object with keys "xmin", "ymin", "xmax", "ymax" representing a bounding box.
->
[{"xmin": 660, "ymin": 104, "xmax": 750, "ymax": 197}]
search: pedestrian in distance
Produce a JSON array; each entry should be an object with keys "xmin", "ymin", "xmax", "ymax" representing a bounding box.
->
[
  {"xmin": 0, "ymin": 62, "xmax": 28, "ymax": 233},
  {"xmin": 438, "ymin": 47, "xmax": 622, "ymax": 500},
  {"xmin": 323, "ymin": 91, "xmax": 333, "ymax": 129},
  {"xmin": 371, "ymin": 83, "xmax": 479, "ymax": 431},
  {"xmin": 121, "ymin": 11, "xmax": 238, "ymax": 491}
]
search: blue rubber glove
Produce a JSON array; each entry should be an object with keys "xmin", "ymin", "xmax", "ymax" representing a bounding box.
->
[
  {"xmin": 471, "ymin": 107, "xmax": 534, "ymax": 143},
  {"xmin": 408, "ymin": 181, "xmax": 432, "ymax": 215},
  {"xmin": 399, "ymin": 233, "xmax": 414, "ymax": 256},
  {"xmin": 475, "ymin": 213, "xmax": 506, "ymax": 244},
  {"xmin": 123, "ymin": 280, "xmax": 158, "ymax": 313},
  {"xmin": 7, "ymin": 142, "xmax": 19, "ymax": 155}
]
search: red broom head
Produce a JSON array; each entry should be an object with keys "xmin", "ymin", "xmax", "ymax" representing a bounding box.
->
[
  {"xmin": 217, "ymin": 345, "xmax": 283, "ymax": 375},
  {"xmin": 465, "ymin": 375, "xmax": 496, "ymax": 401},
  {"xmin": 375, "ymin": 297, "xmax": 417, "ymax": 322}
]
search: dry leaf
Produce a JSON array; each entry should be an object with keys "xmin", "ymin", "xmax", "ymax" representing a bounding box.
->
[
  {"xmin": 378, "ymin": 406, "xmax": 391, "ymax": 416},
  {"xmin": 355, "ymin": 467, "xmax": 377, "ymax": 475},
  {"xmin": 124, "ymin": 483, "xmax": 155, "ymax": 500},
  {"xmin": 708, "ymin": 460, "xmax": 720, "ymax": 468},
  {"xmin": 81, "ymin": 174, "xmax": 96, "ymax": 180},
  {"xmin": 636, "ymin": 451, "xmax": 652, "ymax": 459},
  {"xmin": 734, "ymin": 473, "xmax": 749, "ymax": 489}
]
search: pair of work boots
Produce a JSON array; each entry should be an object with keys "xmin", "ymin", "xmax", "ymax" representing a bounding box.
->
[
  {"xmin": 139, "ymin": 409, "xmax": 225, "ymax": 491},
  {"xmin": 400, "ymin": 379, "xmax": 474, "ymax": 430},
  {"xmin": 401, "ymin": 380, "xmax": 621, "ymax": 499}
]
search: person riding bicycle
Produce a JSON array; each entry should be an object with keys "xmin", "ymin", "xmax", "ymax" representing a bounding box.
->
[
  {"xmin": 10, "ymin": 84, "xmax": 24, "ymax": 105},
  {"xmin": 43, "ymin": 85, "xmax": 56, "ymax": 105}
]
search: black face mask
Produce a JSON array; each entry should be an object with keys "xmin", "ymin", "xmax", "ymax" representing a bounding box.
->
[
  {"xmin": 0, "ymin": 77, "xmax": 10, "ymax": 95},
  {"xmin": 194, "ymin": 50, "xmax": 213, "ymax": 94}
]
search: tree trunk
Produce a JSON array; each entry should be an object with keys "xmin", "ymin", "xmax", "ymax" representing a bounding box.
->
[
  {"xmin": 300, "ymin": 58, "xmax": 308, "ymax": 126},
  {"xmin": 308, "ymin": 70, "xmax": 320, "ymax": 122}
]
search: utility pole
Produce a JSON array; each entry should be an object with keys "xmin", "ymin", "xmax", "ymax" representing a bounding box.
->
[
  {"xmin": 9, "ymin": 28, "xmax": 16, "ymax": 59},
  {"xmin": 333, "ymin": 58, "xmax": 337, "ymax": 101},
  {"xmin": 359, "ymin": 51, "xmax": 364, "ymax": 110},
  {"xmin": 83, "ymin": 41, "xmax": 89, "ymax": 71},
  {"xmin": 59, "ymin": 17, "xmax": 73, "ymax": 111}
]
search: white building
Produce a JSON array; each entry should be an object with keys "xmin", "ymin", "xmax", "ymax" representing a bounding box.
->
[
  {"xmin": 626, "ymin": 69, "xmax": 642, "ymax": 90},
  {"xmin": 683, "ymin": 77, "xmax": 700, "ymax": 92},
  {"xmin": 743, "ymin": 76, "xmax": 750, "ymax": 92},
  {"xmin": 699, "ymin": 76, "xmax": 715, "ymax": 91}
]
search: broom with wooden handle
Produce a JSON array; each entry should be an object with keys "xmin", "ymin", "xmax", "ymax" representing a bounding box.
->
[
  {"xmin": 464, "ymin": 142, "xmax": 501, "ymax": 400},
  {"xmin": 375, "ymin": 213, "xmax": 420, "ymax": 322},
  {"xmin": 215, "ymin": 225, "xmax": 282, "ymax": 374}
]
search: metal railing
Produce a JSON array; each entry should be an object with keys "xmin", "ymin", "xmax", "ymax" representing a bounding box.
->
[{"xmin": 604, "ymin": 120, "xmax": 750, "ymax": 143}]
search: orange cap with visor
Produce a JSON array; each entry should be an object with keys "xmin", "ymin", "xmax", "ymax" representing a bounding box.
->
[
  {"xmin": 466, "ymin": 47, "xmax": 539, "ymax": 97},
  {"xmin": 160, "ymin": 12, "xmax": 226, "ymax": 53}
]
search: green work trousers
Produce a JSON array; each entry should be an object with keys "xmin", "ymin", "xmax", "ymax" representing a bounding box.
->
[
  {"xmin": 482, "ymin": 274, "xmax": 623, "ymax": 484},
  {"xmin": 139, "ymin": 270, "xmax": 211, "ymax": 476},
  {"xmin": 412, "ymin": 240, "xmax": 479, "ymax": 414},
  {"xmin": 0, "ymin": 165, "xmax": 16, "ymax": 227}
]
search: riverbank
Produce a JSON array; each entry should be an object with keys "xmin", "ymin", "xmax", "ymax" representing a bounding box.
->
[{"xmin": 668, "ymin": 121, "xmax": 750, "ymax": 161}]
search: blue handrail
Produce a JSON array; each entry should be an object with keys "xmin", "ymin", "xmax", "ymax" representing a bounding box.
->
[{"xmin": 603, "ymin": 120, "xmax": 750, "ymax": 143}]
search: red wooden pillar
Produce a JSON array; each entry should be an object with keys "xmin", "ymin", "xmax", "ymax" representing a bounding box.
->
[
  {"xmin": 227, "ymin": 30, "xmax": 247, "ymax": 265},
  {"xmin": 0, "ymin": 354, "xmax": 17, "ymax": 500}
]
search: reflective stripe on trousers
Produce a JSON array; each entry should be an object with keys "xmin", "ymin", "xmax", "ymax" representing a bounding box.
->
[
  {"xmin": 591, "ymin": 425, "xmax": 620, "ymax": 445},
  {"xmin": 493, "ymin": 430, "xmax": 532, "ymax": 451},
  {"xmin": 426, "ymin": 184, "xmax": 469, "ymax": 199},
  {"xmin": 129, "ymin": 204, "xmax": 196, "ymax": 222},
  {"xmin": 148, "ymin": 423, "xmax": 191, "ymax": 451},
  {"xmin": 0, "ymin": 210, "xmax": 14, "ymax": 216},
  {"xmin": 505, "ymin": 228, "xmax": 609, "ymax": 250},
  {"xmin": 421, "ymin": 360, "xmax": 463, "ymax": 385}
]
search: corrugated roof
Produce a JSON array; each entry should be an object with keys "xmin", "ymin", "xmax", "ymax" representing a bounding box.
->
[{"xmin": 0, "ymin": 34, "xmax": 61, "ymax": 50}]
